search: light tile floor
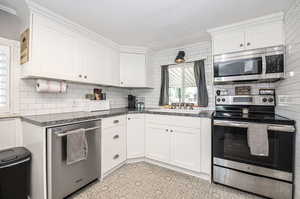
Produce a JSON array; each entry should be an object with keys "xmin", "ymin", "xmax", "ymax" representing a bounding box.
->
[{"xmin": 71, "ymin": 162, "xmax": 263, "ymax": 199}]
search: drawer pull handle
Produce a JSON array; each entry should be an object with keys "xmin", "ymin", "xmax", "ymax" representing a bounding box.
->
[
  {"xmin": 113, "ymin": 135, "xmax": 119, "ymax": 139},
  {"xmin": 113, "ymin": 120, "xmax": 119, "ymax": 124},
  {"xmin": 113, "ymin": 154, "xmax": 119, "ymax": 160}
]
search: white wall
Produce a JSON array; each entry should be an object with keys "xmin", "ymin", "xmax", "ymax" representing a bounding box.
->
[
  {"xmin": 131, "ymin": 41, "xmax": 214, "ymax": 109},
  {"xmin": 0, "ymin": 10, "xmax": 21, "ymax": 41},
  {"xmin": 276, "ymin": 0, "xmax": 300, "ymax": 198}
]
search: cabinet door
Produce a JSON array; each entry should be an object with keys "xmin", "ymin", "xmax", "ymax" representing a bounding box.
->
[
  {"xmin": 106, "ymin": 47, "xmax": 120, "ymax": 86},
  {"xmin": 145, "ymin": 124, "xmax": 170, "ymax": 163},
  {"xmin": 120, "ymin": 53, "xmax": 146, "ymax": 87},
  {"xmin": 32, "ymin": 15, "xmax": 79, "ymax": 80},
  {"xmin": 79, "ymin": 38, "xmax": 108, "ymax": 84},
  {"xmin": 171, "ymin": 127, "xmax": 201, "ymax": 172},
  {"xmin": 200, "ymin": 118, "xmax": 211, "ymax": 175},
  {"xmin": 245, "ymin": 22, "xmax": 284, "ymax": 50},
  {"xmin": 127, "ymin": 115, "xmax": 145, "ymax": 159},
  {"xmin": 213, "ymin": 31, "xmax": 245, "ymax": 55}
]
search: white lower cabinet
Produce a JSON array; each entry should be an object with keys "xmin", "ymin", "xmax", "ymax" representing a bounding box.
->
[
  {"xmin": 126, "ymin": 114, "xmax": 145, "ymax": 159},
  {"xmin": 200, "ymin": 118, "xmax": 211, "ymax": 175},
  {"xmin": 145, "ymin": 115, "xmax": 206, "ymax": 173},
  {"xmin": 145, "ymin": 124, "xmax": 171, "ymax": 163},
  {"xmin": 101, "ymin": 115, "xmax": 126, "ymax": 176},
  {"xmin": 102, "ymin": 114, "xmax": 211, "ymax": 177},
  {"xmin": 171, "ymin": 126, "xmax": 201, "ymax": 172}
]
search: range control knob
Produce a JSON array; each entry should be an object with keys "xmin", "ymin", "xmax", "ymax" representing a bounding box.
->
[
  {"xmin": 262, "ymin": 98, "xmax": 268, "ymax": 103},
  {"xmin": 268, "ymin": 98, "xmax": 274, "ymax": 103},
  {"xmin": 222, "ymin": 98, "xmax": 226, "ymax": 102},
  {"xmin": 216, "ymin": 98, "xmax": 221, "ymax": 102},
  {"xmin": 216, "ymin": 90, "xmax": 221, "ymax": 96}
]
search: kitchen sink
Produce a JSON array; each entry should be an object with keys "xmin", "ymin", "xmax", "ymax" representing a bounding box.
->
[{"xmin": 147, "ymin": 109, "xmax": 203, "ymax": 114}]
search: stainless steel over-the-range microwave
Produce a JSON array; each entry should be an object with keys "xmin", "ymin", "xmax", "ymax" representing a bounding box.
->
[{"xmin": 213, "ymin": 46, "xmax": 285, "ymax": 84}]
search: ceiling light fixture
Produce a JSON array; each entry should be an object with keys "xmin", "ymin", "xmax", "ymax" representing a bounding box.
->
[{"xmin": 175, "ymin": 51, "xmax": 185, "ymax": 64}]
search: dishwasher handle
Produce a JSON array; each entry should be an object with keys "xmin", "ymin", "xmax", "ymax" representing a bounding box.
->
[{"xmin": 55, "ymin": 126, "xmax": 101, "ymax": 137}]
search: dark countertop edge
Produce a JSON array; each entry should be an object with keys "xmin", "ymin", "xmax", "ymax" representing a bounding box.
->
[{"xmin": 21, "ymin": 109, "xmax": 213, "ymax": 128}]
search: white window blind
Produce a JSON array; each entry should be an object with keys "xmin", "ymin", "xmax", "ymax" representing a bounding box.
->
[
  {"xmin": 0, "ymin": 45, "xmax": 10, "ymax": 113},
  {"xmin": 169, "ymin": 63, "xmax": 197, "ymax": 105}
]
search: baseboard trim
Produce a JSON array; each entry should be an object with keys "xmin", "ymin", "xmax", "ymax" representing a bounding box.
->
[{"xmin": 125, "ymin": 157, "xmax": 211, "ymax": 182}]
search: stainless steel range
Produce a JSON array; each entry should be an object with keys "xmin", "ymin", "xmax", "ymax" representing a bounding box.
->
[{"xmin": 212, "ymin": 92, "xmax": 296, "ymax": 199}]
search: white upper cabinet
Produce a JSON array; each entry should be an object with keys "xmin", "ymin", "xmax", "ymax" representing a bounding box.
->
[
  {"xmin": 106, "ymin": 47, "xmax": 120, "ymax": 86},
  {"xmin": 22, "ymin": 11, "xmax": 121, "ymax": 86},
  {"xmin": 244, "ymin": 22, "xmax": 284, "ymax": 50},
  {"xmin": 120, "ymin": 53, "xmax": 147, "ymax": 87},
  {"xmin": 213, "ymin": 30, "xmax": 245, "ymax": 55},
  {"xmin": 208, "ymin": 12, "xmax": 284, "ymax": 55},
  {"xmin": 28, "ymin": 13, "xmax": 79, "ymax": 80}
]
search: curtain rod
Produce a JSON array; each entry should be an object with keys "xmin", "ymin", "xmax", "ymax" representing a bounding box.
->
[{"xmin": 167, "ymin": 57, "xmax": 207, "ymax": 67}]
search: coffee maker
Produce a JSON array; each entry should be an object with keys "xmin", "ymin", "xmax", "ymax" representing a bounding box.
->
[{"xmin": 128, "ymin": 95, "xmax": 136, "ymax": 109}]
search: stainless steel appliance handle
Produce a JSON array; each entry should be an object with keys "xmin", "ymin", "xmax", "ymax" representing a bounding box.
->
[
  {"xmin": 213, "ymin": 120, "xmax": 295, "ymax": 132},
  {"xmin": 55, "ymin": 126, "xmax": 101, "ymax": 137}
]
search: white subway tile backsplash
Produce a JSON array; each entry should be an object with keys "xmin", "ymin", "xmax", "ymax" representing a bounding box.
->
[
  {"xmin": 17, "ymin": 79, "xmax": 129, "ymax": 115},
  {"xmin": 276, "ymin": 0, "xmax": 300, "ymax": 198}
]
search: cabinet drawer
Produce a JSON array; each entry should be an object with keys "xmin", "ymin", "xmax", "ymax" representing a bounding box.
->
[
  {"xmin": 127, "ymin": 114, "xmax": 145, "ymax": 120},
  {"xmin": 102, "ymin": 115, "xmax": 126, "ymax": 129},
  {"xmin": 102, "ymin": 142, "xmax": 126, "ymax": 174},
  {"xmin": 102, "ymin": 125, "xmax": 126, "ymax": 148}
]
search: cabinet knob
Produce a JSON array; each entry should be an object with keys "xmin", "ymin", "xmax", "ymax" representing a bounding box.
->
[
  {"xmin": 170, "ymin": 130, "xmax": 173, "ymax": 133},
  {"xmin": 166, "ymin": 129, "xmax": 168, "ymax": 132},
  {"xmin": 120, "ymin": 82, "xmax": 123, "ymax": 85},
  {"xmin": 113, "ymin": 134, "xmax": 119, "ymax": 139},
  {"xmin": 128, "ymin": 118, "xmax": 131, "ymax": 120},
  {"xmin": 240, "ymin": 43, "xmax": 244, "ymax": 47},
  {"xmin": 78, "ymin": 74, "xmax": 82, "ymax": 78},
  {"xmin": 247, "ymin": 42, "xmax": 251, "ymax": 46},
  {"xmin": 84, "ymin": 75, "xmax": 87, "ymax": 79},
  {"xmin": 113, "ymin": 154, "xmax": 120, "ymax": 160},
  {"xmin": 113, "ymin": 120, "xmax": 119, "ymax": 124}
]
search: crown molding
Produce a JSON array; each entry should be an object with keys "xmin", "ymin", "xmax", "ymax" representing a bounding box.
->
[
  {"xmin": 119, "ymin": 45, "xmax": 148, "ymax": 54},
  {"xmin": 207, "ymin": 12, "xmax": 284, "ymax": 35},
  {"xmin": 0, "ymin": 4, "xmax": 17, "ymax": 16},
  {"xmin": 26, "ymin": 0, "xmax": 120, "ymax": 49}
]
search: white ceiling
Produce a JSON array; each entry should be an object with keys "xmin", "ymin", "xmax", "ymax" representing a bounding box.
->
[{"xmin": 3, "ymin": 0, "xmax": 295, "ymax": 50}]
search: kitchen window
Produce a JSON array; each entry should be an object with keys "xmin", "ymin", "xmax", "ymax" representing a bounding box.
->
[
  {"xmin": 169, "ymin": 63, "xmax": 197, "ymax": 105},
  {"xmin": 0, "ymin": 44, "xmax": 10, "ymax": 113}
]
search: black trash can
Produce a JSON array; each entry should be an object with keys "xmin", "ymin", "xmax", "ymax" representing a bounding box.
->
[{"xmin": 0, "ymin": 147, "xmax": 31, "ymax": 199}]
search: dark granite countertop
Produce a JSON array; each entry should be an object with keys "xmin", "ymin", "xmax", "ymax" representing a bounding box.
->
[{"xmin": 21, "ymin": 108, "xmax": 213, "ymax": 127}]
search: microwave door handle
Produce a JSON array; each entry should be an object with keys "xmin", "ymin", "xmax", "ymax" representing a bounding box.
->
[{"xmin": 55, "ymin": 126, "xmax": 101, "ymax": 137}]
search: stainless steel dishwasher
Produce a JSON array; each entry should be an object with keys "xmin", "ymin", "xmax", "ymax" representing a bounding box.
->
[{"xmin": 47, "ymin": 119, "xmax": 101, "ymax": 199}]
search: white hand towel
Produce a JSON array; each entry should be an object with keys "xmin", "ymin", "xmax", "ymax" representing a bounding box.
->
[
  {"xmin": 247, "ymin": 123, "xmax": 269, "ymax": 156},
  {"xmin": 66, "ymin": 128, "xmax": 88, "ymax": 165}
]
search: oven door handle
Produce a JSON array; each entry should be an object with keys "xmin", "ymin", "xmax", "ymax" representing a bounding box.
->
[
  {"xmin": 213, "ymin": 120, "xmax": 295, "ymax": 132},
  {"xmin": 55, "ymin": 126, "xmax": 101, "ymax": 137},
  {"xmin": 214, "ymin": 120, "xmax": 248, "ymax": 128}
]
